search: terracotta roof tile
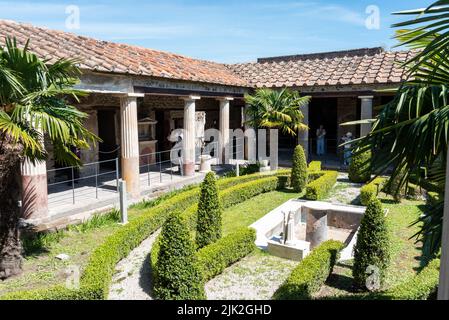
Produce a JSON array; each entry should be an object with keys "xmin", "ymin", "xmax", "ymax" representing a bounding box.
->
[
  {"xmin": 228, "ymin": 47, "xmax": 416, "ymax": 88},
  {"xmin": 0, "ymin": 20, "xmax": 248, "ymax": 87}
]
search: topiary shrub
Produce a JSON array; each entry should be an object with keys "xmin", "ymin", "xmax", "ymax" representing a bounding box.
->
[
  {"xmin": 348, "ymin": 150, "xmax": 372, "ymax": 183},
  {"xmin": 360, "ymin": 177, "xmax": 386, "ymax": 206},
  {"xmin": 196, "ymin": 172, "xmax": 223, "ymax": 249},
  {"xmin": 154, "ymin": 212, "xmax": 205, "ymax": 300},
  {"xmin": 353, "ymin": 199, "xmax": 390, "ymax": 291},
  {"xmin": 291, "ymin": 145, "xmax": 307, "ymax": 192}
]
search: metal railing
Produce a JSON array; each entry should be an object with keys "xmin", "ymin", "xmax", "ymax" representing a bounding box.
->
[{"xmin": 47, "ymin": 158, "xmax": 119, "ymax": 206}]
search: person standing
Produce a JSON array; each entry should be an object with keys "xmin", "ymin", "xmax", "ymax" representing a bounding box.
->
[
  {"xmin": 342, "ymin": 132, "xmax": 353, "ymax": 166},
  {"xmin": 316, "ymin": 125, "xmax": 327, "ymax": 156}
]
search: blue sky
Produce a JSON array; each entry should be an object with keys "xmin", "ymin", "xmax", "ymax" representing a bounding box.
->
[{"xmin": 0, "ymin": 0, "xmax": 433, "ymax": 63}]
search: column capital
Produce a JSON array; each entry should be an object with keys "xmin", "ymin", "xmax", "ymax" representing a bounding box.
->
[
  {"xmin": 180, "ymin": 95, "xmax": 201, "ymax": 102},
  {"xmin": 118, "ymin": 93, "xmax": 145, "ymax": 99},
  {"xmin": 358, "ymin": 95, "xmax": 374, "ymax": 100},
  {"xmin": 217, "ymin": 97, "xmax": 234, "ymax": 102}
]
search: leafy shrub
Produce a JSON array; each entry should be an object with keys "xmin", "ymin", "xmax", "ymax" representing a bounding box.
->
[
  {"xmin": 291, "ymin": 145, "xmax": 308, "ymax": 192},
  {"xmin": 273, "ymin": 240, "xmax": 344, "ymax": 300},
  {"xmin": 305, "ymin": 171, "xmax": 338, "ymax": 200},
  {"xmin": 375, "ymin": 258, "xmax": 439, "ymax": 300},
  {"xmin": 427, "ymin": 192, "xmax": 443, "ymax": 206},
  {"xmin": 353, "ymin": 199, "xmax": 390, "ymax": 290},
  {"xmin": 197, "ymin": 227, "xmax": 256, "ymax": 281},
  {"xmin": 1, "ymin": 171, "xmax": 291, "ymax": 300},
  {"xmin": 153, "ymin": 213, "xmax": 205, "ymax": 300},
  {"xmin": 196, "ymin": 173, "xmax": 223, "ymax": 248},
  {"xmin": 348, "ymin": 150, "xmax": 372, "ymax": 183},
  {"xmin": 308, "ymin": 161, "xmax": 321, "ymax": 173},
  {"xmin": 360, "ymin": 177, "xmax": 386, "ymax": 206}
]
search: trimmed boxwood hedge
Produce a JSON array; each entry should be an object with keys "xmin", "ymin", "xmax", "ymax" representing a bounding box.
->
[
  {"xmin": 348, "ymin": 150, "xmax": 371, "ymax": 183},
  {"xmin": 197, "ymin": 227, "xmax": 256, "ymax": 282},
  {"xmin": 0, "ymin": 170, "xmax": 290, "ymax": 300},
  {"xmin": 151, "ymin": 174, "xmax": 289, "ymax": 280},
  {"xmin": 360, "ymin": 177, "xmax": 386, "ymax": 206},
  {"xmin": 305, "ymin": 171, "xmax": 338, "ymax": 200},
  {"xmin": 308, "ymin": 161, "xmax": 322, "ymax": 173},
  {"xmin": 273, "ymin": 240, "xmax": 345, "ymax": 300}
]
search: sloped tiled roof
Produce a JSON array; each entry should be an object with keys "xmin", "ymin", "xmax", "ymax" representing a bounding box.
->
[
  {"xmin": 0, "ymin": 20, "xmax": 248, "ymax": 87},
  {"xmin": 228, "ymin": 48, "xmax": 416, "ymax": 88}
]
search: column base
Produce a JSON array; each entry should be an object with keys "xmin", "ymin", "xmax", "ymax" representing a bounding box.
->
[
  {"xmin": 183, "ymin": 162, "xmax": 195, "ymax": 177},
  {"xmin": 21, "ymin": 174, "xmax": 48, "ymax": 220},
  {"xmin": 122, "ymin": 157, "xmax": 140, "ymax": 199}
]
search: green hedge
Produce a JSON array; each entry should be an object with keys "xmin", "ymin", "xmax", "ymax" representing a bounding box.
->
[
  {"xmin": 348, "ymin": 150, "xmax": 371, "ymax": 183},
  {"xmin": 305, "ymin": 171, "xmax": 338, "ymax": 200},
  {"xmin": 375, "ymin": 258, "xmax": 439, "ymax": 300},
  {"xmin": 308, "ymin": 161, "xmax": 322, "ymax": 173},
  {"xmin": 273, "ymin": 240, "xmax": 345, "ymax": 300},
  {"xmin": 360, "ymin": 177, "xmax": 386, "ymax": 206},
  {"xmin": 197, "ymin": 227, "xmax": 256, "ymax": 282},
  {"xmin": 152, "ymin": 174, "xmax": 288, "ymax": 272},
  {"xmin": 291, "ymin": 145, "xmax": 307, "ymax": 192},
  {"xmin": 1, "ymin": 170, "xmax": 288, "ymax": 300}
]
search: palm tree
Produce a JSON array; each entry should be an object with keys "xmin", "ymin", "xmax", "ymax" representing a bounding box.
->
[
  {"xmin": 0, "ymin": 38, "xmax": 98, "ymax": 279},
  {"xmin": 345, "ymin": 0, "xmax": 449, "ymax": 258},
  {"xmin": 244, "ymin": 88, "xmax": 310, "ymax": 137}
]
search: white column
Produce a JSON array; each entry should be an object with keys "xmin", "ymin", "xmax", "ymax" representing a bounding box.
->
[
  {"xmin": 359, "ymin": 96, "xmax": 374, "ymax": 137},
  {"xmin": 182, "ymin": 96, "xmax": 200, "ymax": 176},
  {"xmin": 21, "ymin": 157, "xmax": 48, "ymax": 220},
  {"xmin": 120, "ymin": 93, "xmax": 143, "ymax": 199},
  {"xmin": 218, "ymin": 97, "xmax": 234, "ymax": 165},
  {"xmin": 298, "ymin": 102, "xmax": 310, "ymax": 160},
  {"xmin": 438, "ymin": 148, "xmax": 449, "ymax": 300}
]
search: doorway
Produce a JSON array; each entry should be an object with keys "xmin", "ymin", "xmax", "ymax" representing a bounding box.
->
[
  {"xmin": 309, "ymin": 98, "xmax": 338, "ymax": 155},
  {"xmin": 97, "ymin": 110, "xmax": 118, "ymax": 169}
]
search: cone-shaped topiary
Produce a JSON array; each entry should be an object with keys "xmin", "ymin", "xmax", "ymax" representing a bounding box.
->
[
  {"xmin": 348, "ymin": 149, "xmax": 372, "ymax": 183},
  {"xmin": 353, "ymin": 198, "xmax": 390, "ymax": 291},
  {"xmin": 196, "ymin": 172, "xmax": 223, "ymax": 248},
  {"xmin": 291, "ymin": 144, "xmax": 307, "ymax": 192},
  {"xmin": 154, "ymin": 212, "xmax": 205, "ymax": 300}
]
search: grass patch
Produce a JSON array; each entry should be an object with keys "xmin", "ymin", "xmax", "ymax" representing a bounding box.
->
[{"xmin": 222, "ymin": 189, "xmax": 302, "ymax": 236}]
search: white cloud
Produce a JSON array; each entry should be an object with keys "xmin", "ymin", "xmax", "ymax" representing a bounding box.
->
[{"xmin": 294, "ymin": 3, "xmax": 367, "ymax": 27}]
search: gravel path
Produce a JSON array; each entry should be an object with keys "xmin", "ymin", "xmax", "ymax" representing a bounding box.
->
[
  {"xmin": 205, "ymin": 250, "xmax": 297, "ymax": 300},
  {"xmin": 325, "ymin": 174, "xmax": 364, "ymax": 205},
  {"xmin": 108, "ymin": 230, "xmax": 160, "ymax": 300}
]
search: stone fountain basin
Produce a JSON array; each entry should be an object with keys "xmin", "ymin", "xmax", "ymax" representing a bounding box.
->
[{"xmin": 250, "ymin": 200, "xmax": 366, "ymax": 261}]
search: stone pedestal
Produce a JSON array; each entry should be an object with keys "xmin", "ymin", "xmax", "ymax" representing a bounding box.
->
[
  {"xmin": 304, "ymin": 202, "xmax": 329, "ymax": 249},
  {"xmin": 21, "ymin": 158, "xmax": 48, "ymax": 220},
  {"xmin": 120, "ymin": 93, "xmax": 143, "ymax": 199},
  {"xmin": 199, "ymin": 155, "xmax": 212, "ymax": 173}
]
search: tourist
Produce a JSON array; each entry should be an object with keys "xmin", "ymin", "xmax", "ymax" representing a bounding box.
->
[{"xmin": 316, "ymin": 125, "xmax": 327, "ymax": 156}]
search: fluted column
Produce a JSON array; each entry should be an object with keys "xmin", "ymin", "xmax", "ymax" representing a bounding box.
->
[
  {"xmin": 298, "ymin": 102, "xmax": 310, "ymax": 160},
  {"xmin": 21, "ymin": 157, "xmax": 48, "ymax": 220},
  {"xmin": 359, "ymin": 96, "xmax": 374, "ymax": 137},
  {"xmin": 182, "ymin": 96, "xmax": 200, "ymax": 176},
  {"xmin": 120, "ymin": 93, "xmax": 143, "ymax": 198},
  {"xmin": 218, "ymin": 97, "xmax": 233, "ymax": 164}
]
